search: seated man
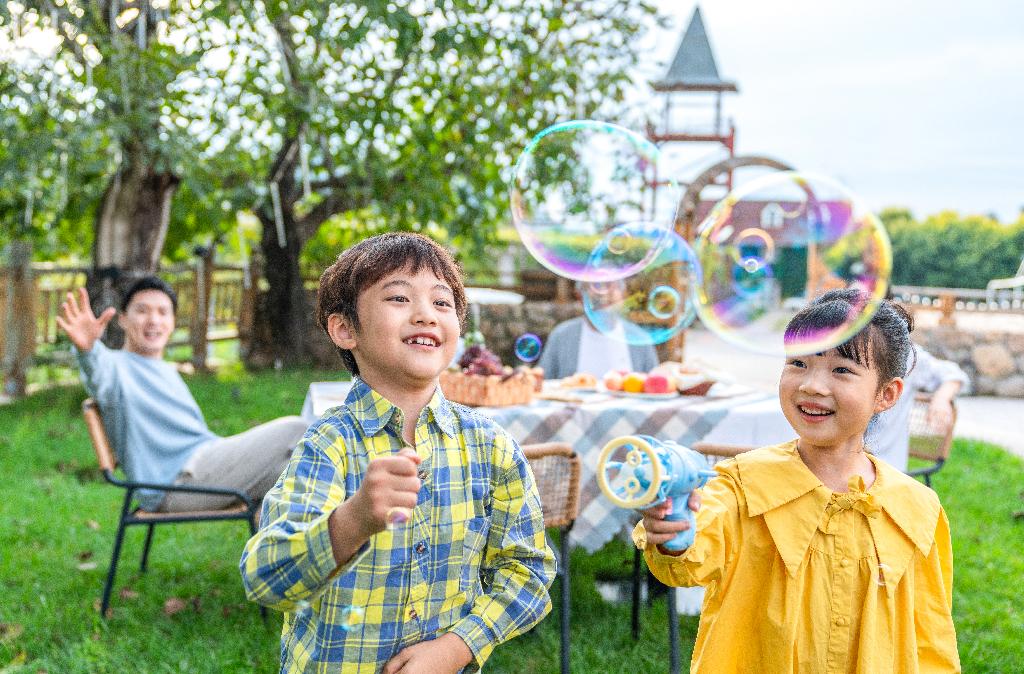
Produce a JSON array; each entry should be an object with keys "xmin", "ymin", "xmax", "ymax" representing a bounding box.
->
[
  {"xmin": 59, "ymin": 277, "xmax": 307, "ymax": 512},
  {"xmin": 539, "ymin": 282, "xmax": 659, "ymax": 379},
  {"xmin": 865, "ymin": 343, "xmax": 970, "ymax": 472}
]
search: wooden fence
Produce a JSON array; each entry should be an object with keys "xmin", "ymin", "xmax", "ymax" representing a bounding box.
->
[
  {"xmin": 891, "ymin": 284, "xmax": 1024, "ymax": 326},
  {"xmin": 1, "ymin": 255, "xmax": 258, "ymax": 397}
]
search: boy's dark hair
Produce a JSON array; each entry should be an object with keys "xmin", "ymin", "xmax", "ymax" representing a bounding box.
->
[
  {"xmin": 121, "ymin": 276, "xmax": 178, "ymax": 315},
  {"xmin": 784, "ymin": 288, "xmax": 915, "ymax": 386},
  {"xmin": 316, "ymin": 232, "xmax": 468, "ymax": 375}
]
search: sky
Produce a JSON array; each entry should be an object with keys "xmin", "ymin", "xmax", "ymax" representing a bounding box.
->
[{"xmin": 630, "ymin": 0, "xmax": 1024, "ymax": 222}]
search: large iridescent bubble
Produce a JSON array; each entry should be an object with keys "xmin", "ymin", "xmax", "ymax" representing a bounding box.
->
[
  {"xmin": 582, "ymin": 223, "xmax": 700, "ymax": 345},
  {"xmin": 510, "ymin": 120, "xmax": 679, "ymax": 282},
  {"xmin": 693, "ymin": 172, "xmax": 892, "ymax": 356}
]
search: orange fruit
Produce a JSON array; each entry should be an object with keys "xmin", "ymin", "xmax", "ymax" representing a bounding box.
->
[{"xmin": 622, "ymin": 372, "xmax": 646, "ymax": 393}]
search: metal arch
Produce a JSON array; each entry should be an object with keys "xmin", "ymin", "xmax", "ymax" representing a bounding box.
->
[{"xmin": 674, "ymin": 155, "xmax": 795, "ymax": 239}]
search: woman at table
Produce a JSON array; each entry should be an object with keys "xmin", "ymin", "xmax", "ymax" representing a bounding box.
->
[{"xmin": 539, "ymin": 282, "xmax": 659, "ymax": 380}]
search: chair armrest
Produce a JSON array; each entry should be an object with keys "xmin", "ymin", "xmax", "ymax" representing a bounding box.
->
[{"xmin": 103, "ymin": 471, "xmax": 254, "ymax": 508}]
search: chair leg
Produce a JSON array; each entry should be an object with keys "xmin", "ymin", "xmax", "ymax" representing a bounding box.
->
[
  {"xmin": 667, "ymin": 587, "xmax": 680, "ymax": 674},
  {"xmin": 560, "ymin": 527, "xmax": 571, "ymax": 674},
  {"xmin": 631, "ymin": 546, "xmax": 642, "ymax": 640},
  {"xmin": 101, "ymin": 516, "xmax": 129, "ymax": 618},
  {"xmin": 140, "ymin": 524, "xmax": 156, "ymax": 572}
]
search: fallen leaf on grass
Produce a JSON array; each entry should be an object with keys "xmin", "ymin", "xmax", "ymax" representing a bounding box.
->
[
  {"xmin": 85, "ymin": 520, "xmax": 100, "ymax": 530},
  {"xmin": 76, "ymin": 562, "xmax": 98, "ymax": 571},
  {"xmin": 118, "ymin": 588, "xmax": 139, "ymax": 600},
  {"xmin": 77, "ymin": 550, "xmax": 94, "ymax": 562},
  {"xmin": 163, "ymin": 598, "xmax": 187, "ymax": 616},
  {"xmin": 0, "ymin": 622, "xmax": 24, "ymax": 644}
]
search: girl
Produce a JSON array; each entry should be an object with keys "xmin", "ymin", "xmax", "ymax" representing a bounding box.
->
[{"xmin": 637, "ymin": 289, "xmax": 960, "ymax": 673}]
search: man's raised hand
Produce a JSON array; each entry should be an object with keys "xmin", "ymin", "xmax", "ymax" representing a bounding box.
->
[{"xmin": 55, "ymin": 287, "xmax": 116, "ymax": 353}]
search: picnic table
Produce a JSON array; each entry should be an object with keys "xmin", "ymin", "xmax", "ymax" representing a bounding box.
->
[{"xmin": 301, "ymin": 380, "xmax": 794, "ymax": 614}]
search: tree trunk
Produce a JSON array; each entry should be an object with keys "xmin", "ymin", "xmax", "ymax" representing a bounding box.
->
[
  {"xmin": 245, "ymin": 209, "xmax": 334, "ymax": 368},
  {"xmin": 86, "ymin": 155, "xmax": 180, "ymax": 347}
]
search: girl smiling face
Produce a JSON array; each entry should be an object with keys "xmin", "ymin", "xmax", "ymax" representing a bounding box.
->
[{"xmin": 779, "ymin": 346, "xmax": 901, "ymax": 454}]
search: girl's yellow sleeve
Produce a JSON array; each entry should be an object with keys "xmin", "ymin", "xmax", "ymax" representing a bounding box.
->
[
  {"xmin": 637, "ymin": 471, "xmax": 742, "ymax": 588},
  {"xmin": 913, "ymin": 507, "xmax": 961, "ymax": 673}
]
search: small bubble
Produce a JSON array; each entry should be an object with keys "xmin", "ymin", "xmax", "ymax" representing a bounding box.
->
[
  {"xmin": 607, "ymin": 230, "xmax": 632, "ymax": 255},
  {"xmin": 385, "ymin": 507, "xmax": 410, "ymax": 530},
  {"xmin": 876, "ymin": 562, "xmax": 891, "ymax": 587},
  {"xmin": 514, "ymin": 333, "xmax": 543, "ymax": 363},
  {"xmin": 646, "ymin": 285, "xmax": 680, "ymax": 320},
  {"xmin": 340, "ymin": 605, "xmax": 365, "ymax": 631}
]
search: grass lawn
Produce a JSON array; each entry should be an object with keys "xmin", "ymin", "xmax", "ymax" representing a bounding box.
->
[{"xmin": 1, "ymin": 368, "xmax": 1022, "ymax": 673}]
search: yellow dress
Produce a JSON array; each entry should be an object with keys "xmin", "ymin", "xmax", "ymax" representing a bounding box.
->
[{"xmin": 634, "ymin": 440, "xmax": 960, "ymax": 673}]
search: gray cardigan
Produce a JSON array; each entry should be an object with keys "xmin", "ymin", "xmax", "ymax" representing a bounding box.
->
[{"xmin": 538, "ymin": 316, "xmax": 659, "ymax": 380}]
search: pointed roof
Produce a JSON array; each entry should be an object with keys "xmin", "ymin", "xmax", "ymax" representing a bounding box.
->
[{"xmin": 653, "ymin": 6, "xmax": 737, "ymax": 93}]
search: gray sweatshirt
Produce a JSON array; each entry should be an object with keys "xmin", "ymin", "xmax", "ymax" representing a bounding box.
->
[{"xmin": 77, "ymin": 341, "xmax": 218, "ymax": 510}]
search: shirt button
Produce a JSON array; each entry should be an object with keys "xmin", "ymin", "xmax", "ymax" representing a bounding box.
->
[
  {"xmin": 840, "ymin": 558, "xmax": 851, "ymax": 568},
  {"xmin": 417, "ymin": 470, "xmax": 428, "ymax": 481},
  {"xmin": 415, "ymin": 541, "xmax": 427, "ymax": 554},
  {"xmin": 834, "ymin": 616, "xmax": 848, "ymax": 626},
  {"xmin": 408, "ymin": 607, "xmax": 418, "ymax": 619}
]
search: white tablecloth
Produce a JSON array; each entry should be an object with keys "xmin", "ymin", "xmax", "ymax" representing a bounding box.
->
[{"xmin": 302, "ymin": 380, "xmax": 793, "ymax": 614}]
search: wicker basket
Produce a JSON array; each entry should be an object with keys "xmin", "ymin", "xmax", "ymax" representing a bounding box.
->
[{"xmin": 440, "ymin": 370, "xmax": 536, "ymax": 407}]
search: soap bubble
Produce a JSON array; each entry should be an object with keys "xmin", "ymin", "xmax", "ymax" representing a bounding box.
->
[
  {"xmin": 510, "ymin": 120, "xmax": 679, "ymax": 282},
  {"xmin": 693, "ymin": 172, "xmax": 891, "ymax": 356},
  {"xmin": 340, "ymin": 605, "xmax": 365, "ymax": 631},
  {"xmin": 582, "ymin": 223, "xmax": 700, "ymax": 345},
  {"xmin": 514, "ymin": 333, "xmax": 543, "ymax": 363},
  {"xmin": 385, "ymin": 507, "xmax": 409, "ymax": 530}
]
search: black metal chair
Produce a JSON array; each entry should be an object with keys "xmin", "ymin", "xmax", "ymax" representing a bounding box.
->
[
  {"xmin": 907, "ymin": 393, "xmax": 957, "ymax": 487},
  {"xmin": 82, "ymin": 399, "xmax": 264, "ymax": 619},
  {"xmin": 522, "ymin": 442, "xmax": 581, "ymax": 674}
]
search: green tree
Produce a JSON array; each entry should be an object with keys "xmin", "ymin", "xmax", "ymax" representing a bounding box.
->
[{"xmin": 199, "ymin": 0, "xmax": 661, "ymax": 365}]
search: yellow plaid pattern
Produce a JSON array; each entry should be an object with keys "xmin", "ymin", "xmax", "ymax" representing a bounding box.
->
[{"xmin": 240, "ymin": 377, "xmax": 555, "ymax": 672}]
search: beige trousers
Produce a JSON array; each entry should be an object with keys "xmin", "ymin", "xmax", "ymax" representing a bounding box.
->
[{"xmin": 158, "ymin": 416, "xmax": 308, "ymax": 512}]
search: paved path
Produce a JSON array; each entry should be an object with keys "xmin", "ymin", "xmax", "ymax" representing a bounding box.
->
[{"xmin": 684, "ymin": 328, "xmax": 1024, "ymax": 460}]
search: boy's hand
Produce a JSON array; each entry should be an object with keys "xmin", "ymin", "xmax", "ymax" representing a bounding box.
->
[
  {"xmin": 382, "ymin": 633, "xmax": 473, "ymax": 674},
  {"xmin": 55, "ymin": 287, "xmax": 116, "ymax": 353},
  {"xmin": 640, "ymin": 491, "xmax": 701, "ymax": 553},
  {"xmin": 351, "ymin": 447, "xmax": 422, "ymax": 537}
]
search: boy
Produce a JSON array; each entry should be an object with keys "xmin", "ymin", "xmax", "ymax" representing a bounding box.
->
[{"xmin": 240, "ymin": 233, "xmax": 555, "ymax": 673}]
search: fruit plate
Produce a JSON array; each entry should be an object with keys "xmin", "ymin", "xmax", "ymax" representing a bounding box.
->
[{"xmin": 604, "ymin": 389, "xmax": 680, "ymax": 400}]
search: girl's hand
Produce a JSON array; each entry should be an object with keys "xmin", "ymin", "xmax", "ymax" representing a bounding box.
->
[{"xmin": 640, "ymin": 491, "xmax": 702, "ymax": 549}]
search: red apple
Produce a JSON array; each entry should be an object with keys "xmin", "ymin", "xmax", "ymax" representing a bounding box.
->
[{"xmin": 643, "ymin": 373, "xmax": 673, "ymax": 394}]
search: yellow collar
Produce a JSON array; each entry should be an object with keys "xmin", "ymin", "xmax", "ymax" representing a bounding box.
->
[{"xmin": 733, "ymin": 440, "xmax": 941, "ymax": 588}]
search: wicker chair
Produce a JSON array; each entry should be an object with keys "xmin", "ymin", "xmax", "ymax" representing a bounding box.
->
[
  {"xmin": 907, "ymin": 393, "xmax": 957, "ymax": 487},
  {"xmin": 82, "ymin": 399, "xmax": 263, "ymax": 619},
  {"xmin": 522, "ymin": 442, "xmax": 581, "ymax": 674},
  {"xmin": 626, "ymin": 441, "xmax": 756, "ymax": 674}
]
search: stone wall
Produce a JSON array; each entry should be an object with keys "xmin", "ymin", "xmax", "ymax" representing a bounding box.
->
[
  {"xmin": 478, "ymin": 301, "xmax": 583, "ymax": 366},
  {"xmin": 914, "ymin": 326, "xmax": 1024, "ymax": 397}
]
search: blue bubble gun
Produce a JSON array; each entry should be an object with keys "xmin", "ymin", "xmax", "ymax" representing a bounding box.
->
[{"xmin": 596, "ymin": 435, "xmax": 717, "ymax": 551}]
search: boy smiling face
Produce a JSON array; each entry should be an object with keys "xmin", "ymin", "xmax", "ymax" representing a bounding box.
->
[{"xmin": 335, "ymin": 266, "xmax": 461, "ymax": 389}]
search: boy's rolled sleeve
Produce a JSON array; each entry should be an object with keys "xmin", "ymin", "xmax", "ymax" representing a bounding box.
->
[
  {"xmin": 240, "ymin": 429, "xmax": 368, "ymax": 611},
  {"xmin": 449, "ymin": 435, "xmax": 556, "ymax": 670}
]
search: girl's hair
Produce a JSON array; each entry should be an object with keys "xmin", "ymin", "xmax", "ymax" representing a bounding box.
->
[
  {"xmin": 316, "ymin": 232, "xmax": 467, "ymax": 375},
  {"xmin": 784, "ymin": 288, "xmax": 916, "ymax": 385}
]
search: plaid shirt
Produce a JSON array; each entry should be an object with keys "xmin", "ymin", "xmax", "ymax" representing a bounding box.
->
[{"xmin": 241, "ymin": 377, "xmax": 555, "ymax": 673}]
